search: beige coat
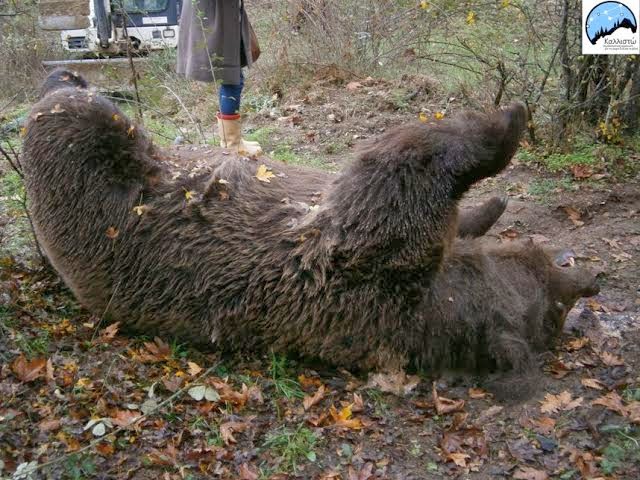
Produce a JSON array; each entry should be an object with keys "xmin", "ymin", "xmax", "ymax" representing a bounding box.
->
[{"xmin": 177, "ymin": 0, "xmax": 254, "ymax": 85}]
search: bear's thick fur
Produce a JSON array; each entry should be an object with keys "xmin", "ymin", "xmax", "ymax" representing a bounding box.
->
[{"xmin": 22, "ymin": 71, "xmax": 598, "ymax": 382}]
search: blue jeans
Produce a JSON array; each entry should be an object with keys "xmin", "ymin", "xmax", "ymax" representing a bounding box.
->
[{"xmin": 219, "ymin": 70, "xmax": 244, "ymax": 115}]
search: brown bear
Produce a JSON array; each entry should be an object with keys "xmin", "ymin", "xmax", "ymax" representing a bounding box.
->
[{"xmin": 21, "ymin": 71, "xmax": 598, "ymax": 387}]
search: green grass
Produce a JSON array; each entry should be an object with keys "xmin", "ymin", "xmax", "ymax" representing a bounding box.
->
[
  {"xmin": 15, "ymin": 330, "xmax": 50, "ymax": 358},
  {"xmin": 0, "ymin": 169, "xmax": 33, "ymax": 257},
  {"xmin": 543, "ymin": 146, "xmax": 597, "ymax": 172},
  {"xmin": 268, "ymin": 353, "xmax": 304, "ymax": 400},
  {"xmin": 365, "ymin": 388, "xmax": 389, "ymax": 415},
  {"xmin": 244, "ymin": 126, "xmax": 278, "ymax": 146},
  {"xmin": 527, "ymin": 177, "xmax": 574, "ymax": 198},
  {"xmin": 262, "ymin": 425, "xmax": 319, "ymax": 473},
  {"xmin": 245, "ymin": 127, "xmax": 335, "ymax": 170}
]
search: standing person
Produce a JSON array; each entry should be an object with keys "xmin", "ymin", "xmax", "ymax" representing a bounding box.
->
[{"xmin": 177, "ymin": 0, "xmax": 262, "ymax": 156}]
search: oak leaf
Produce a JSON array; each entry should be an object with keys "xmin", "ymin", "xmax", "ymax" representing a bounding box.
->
[{"xmin": 540, "ymin": 391, "xmax": 582, "ymax": 414}]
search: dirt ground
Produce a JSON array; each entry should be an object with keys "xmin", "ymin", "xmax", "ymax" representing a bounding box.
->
[{"xmin": 1, "ymin": 77, "xmax": 640, "ymax": 479}]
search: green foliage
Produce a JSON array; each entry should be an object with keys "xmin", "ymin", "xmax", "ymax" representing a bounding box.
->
[
  {"xmin": 623, "ymin": 387, "xmax": 640, "ymax": 402},
  {"xmin": 63, "ymin": 453, "xmax": 97, "ymax": 480},
  {"xmin": 599, "ymin": 427, "xmax": 640, "ymax": 475},
  {"xmin": 0, "ymin": 168, "xmax": 33, "ymax": 257},
  {"xmin": 262, "ymin": 425, "xmax": 318, "ymax": 473},
  {"xmin": 365, "ymin": 388, "xmax": 389, "ymax": 415},
  {"xmin": 543, "ymin": 146, "xmax": 597, "ymax": 173},
  {"xmin": 516, "ymin": 149, "xmax": 536, "ymax": 165},
  {"xmin": 190, "ymin": 417, "xmax": 224, "ymax": 447},
  {"xmin": 601, "ymin": 442, "xmax": 627, "ymax": 475},
  {"xmin": 15, "ymin": 330, "xmax": 50, "ymax": 358},
  {"xmin": 0, "ymin": 169, "xmax": 25, "ymax": 210},
  {"xmin": 527, "ymin": 179, "xmax": 559, "ymax": 197},
  {"xmin": 244, "ymin": 126, "xmax": 277, "ymax": 148},
  {"xmin": 170, "ymin": 340, "xmax": 189, "ymax": 359},
  {"xmin": 268, "ymin": 353, "xmax": 304, "ymax": 400}
]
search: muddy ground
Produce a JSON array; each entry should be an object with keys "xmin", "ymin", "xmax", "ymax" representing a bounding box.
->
[{"xmin": 1, "ymin": 76, "xmax": 639, "ymax": 479}]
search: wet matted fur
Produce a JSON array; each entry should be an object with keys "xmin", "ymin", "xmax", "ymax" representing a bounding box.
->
[{"xmin": 22, "ymin": 71, "xmax": 599, "ymax": 388}]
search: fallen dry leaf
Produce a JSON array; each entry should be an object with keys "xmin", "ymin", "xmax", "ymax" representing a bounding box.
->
[
  {"xmin": 98, "ymin": 322, "xmax": 120, "ymax": 342},
  {"xmin": 39, "ymin": 418, "xmax": 61, "ymax": 432},
  {"xmin": 562, "ymin": 206, "xmax": 585, "ymax": 227},
  {"xmin": 592, "ymin": 391, "xmax": 627, "ymax": 416},
  {"xmin": 162, "ymin": 375, "xmax": 184, "ymax": 393},
  {"xmin": 571, "ymin": 164, "xmax": 593, "ymax": 179},
  {"xmin": 581, "ymin": 378, "xmax": 606, "ymax": 391},
  {"xmin": 57, "ymin": 431, "xmax": 81, "ymax": 452},
  {"xmin": 329, "ymin": 404, "xmax": 363, "ymax": 430},
  {"xmin": 446, "ymin": 452, "xmax": 470, "ymax": 467},
  {"xmin": 220, "ymin": 421, "xmax": 250, "ymax": 445},
  {"xmin": 568, "ymin": 449, "xmax": 599, "ymax": 479},
  {"xmin": 347, "ymin": 462, "xmax": 374, "ymax": 480},
  {"xmin": 138, "ymin": 337, "xmax": 171, "ymax": 363},
  {"xmin": 526, "ymin": 416, "xmax": 556, "ymax": 435},
  {"xmin": 352, "ymin": 392, "xmax": 365, "ymax": 412},
  {"xmin": 46, "ymin": 358, "xmax": 55, "ymax": 382},
  {"xmin": 11, "ymin": 356, "xmax": 47, "ymax": 383},
  {"xmin": 238, "ymin": 463, "xmax": 259, "ymax": 480},
  {"xmin": 433, "ymin": 382, "xmax": 465, "ymax": 415},
  {"xmin": 546, "ymin": 359, "xmax": 571, "ymax": 379},
  {"xmin": 366, "ymin": 370, "xmax": 420, "ymax": 396},
  {"xmin": 187, "ymin": 361, "xmax": 203, "ymax": 376},
  {"xmin": 540, "ymin": 391, "xmax": 583, "ymax": 414},
  {"xmin": 318, "ymin": 470, "xmax": 341, "ymax": 480},
  {"xmin": 565, "ymin": 337, "xmax": 589, "ymax": 351},
  {"xmin": 96, "ymin": 443, "xmax": 115, "ymax": 456},
  {"xmin": 303, "ymin": 384, "xmax": 325, "ymax": 411},
  {"xmin": 513, "ymin": 466, "xmax": 548, "ymax": 480},
  {"xmin": 627, "ymin": 402, "xmax": 640, "ymax": 424},
  {"xmin": 468, "ymin": 388, "xmax": 489, "ymax": 399},
  {"xmin": 599, "ymin": 351, "xmax": 624, "ymax": 367},
  {"xmin": 298, "ymin": 374, "xmax": 322, "ymax": 388},
  {"xmin": 110, "ymin": 409, "xmax": 141, "ymax": 428}
]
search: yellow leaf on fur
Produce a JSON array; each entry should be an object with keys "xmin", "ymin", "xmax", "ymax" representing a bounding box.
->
[
  {"xmin": 255, "ymin": 164, "xmax": 276, "ymax": 183},
  {"xmin": 466, "ymin": 11, "xmax": 476, "ymax": 25}
]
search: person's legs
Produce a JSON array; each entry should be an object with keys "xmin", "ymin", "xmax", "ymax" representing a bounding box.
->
[
  {"xmin": 216, "ymin": 71, "xmax": 261, "ymax": 155},
  {"xmin": 219, "ymin": 71, "xmax": 244, "ymax": 115}
]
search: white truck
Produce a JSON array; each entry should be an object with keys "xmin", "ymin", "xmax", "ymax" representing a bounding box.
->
[{"xmin": 39, "ymin": 0, "xmax": 182, "ymax": 56}]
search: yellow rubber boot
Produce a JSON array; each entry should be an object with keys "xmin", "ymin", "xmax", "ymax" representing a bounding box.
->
[{"xmin": 217, "ymin": 113, "xmax": 262, "ymax": 156}]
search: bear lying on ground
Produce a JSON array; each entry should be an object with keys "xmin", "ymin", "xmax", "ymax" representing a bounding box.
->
[{"xmin": 22, "ymin": 70, "xmax": 599, "ymax": 391}]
